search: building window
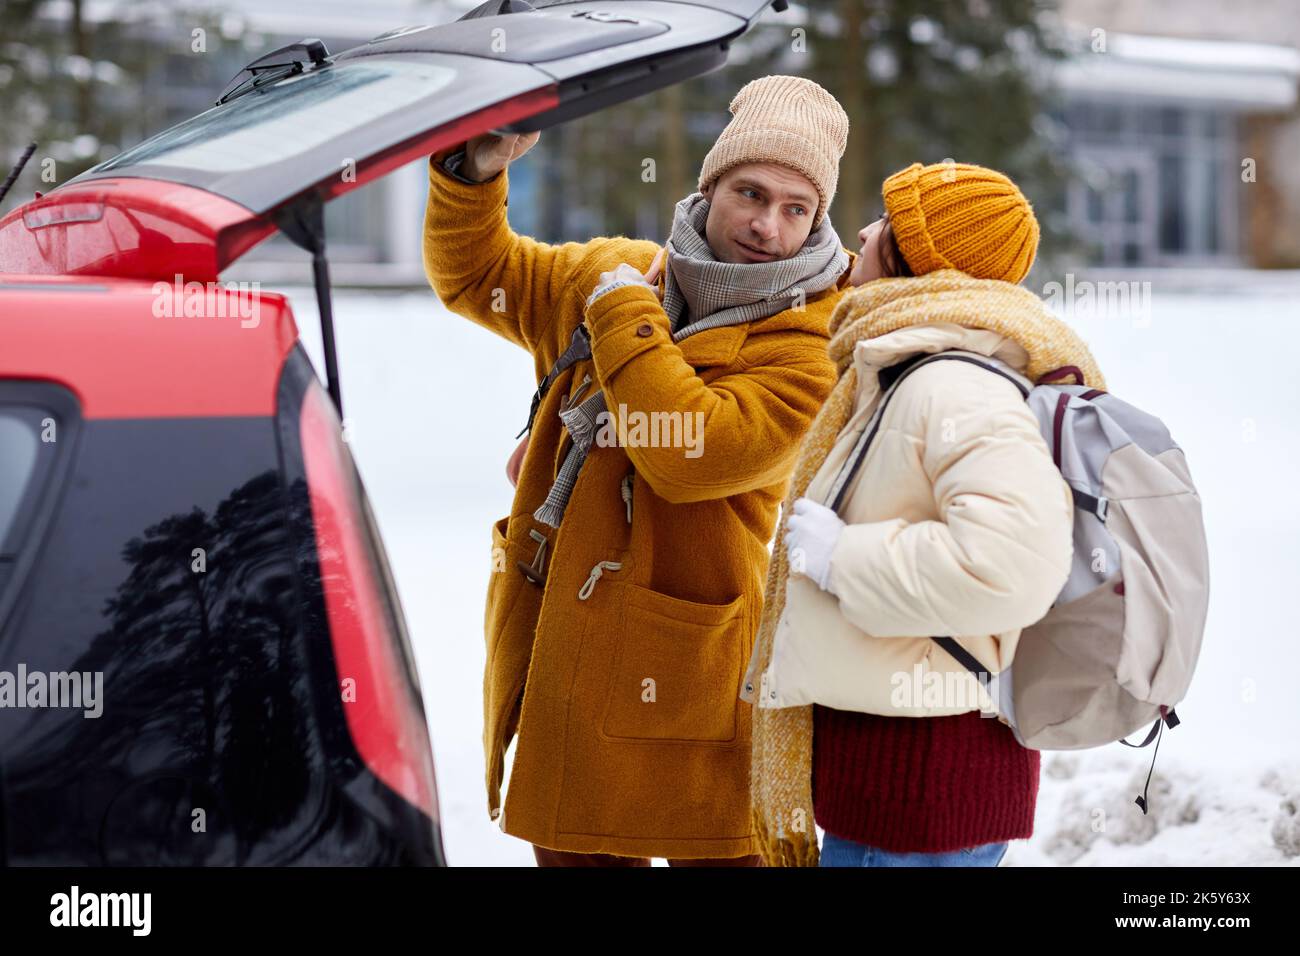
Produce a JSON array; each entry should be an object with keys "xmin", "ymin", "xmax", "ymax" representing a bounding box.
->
[{"xmin": 1064, "ymin": 99, "xmax": 1239, "ymax": 266}]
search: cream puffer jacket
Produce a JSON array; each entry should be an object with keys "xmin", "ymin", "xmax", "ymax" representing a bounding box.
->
[{"xmin": 749, "ymin": 322, "xmax": 1075, "ymax": 717}]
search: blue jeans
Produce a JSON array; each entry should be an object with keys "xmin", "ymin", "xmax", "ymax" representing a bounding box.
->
[{"xmin": 819, "ymin": 830, "xmax": 1008, "ymax": 867}]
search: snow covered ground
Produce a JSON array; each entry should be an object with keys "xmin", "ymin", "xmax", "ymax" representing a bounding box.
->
[{"xmin": 284, "ymin": 276, "xmax": 1300, "ymax": 867}]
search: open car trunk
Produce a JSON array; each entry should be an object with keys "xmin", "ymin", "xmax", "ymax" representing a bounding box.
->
[
  {"xmin": 0, "ymin": 0, "xmax": 780, "ymax": 411},
  {"xmin": 12, "ymin": 0, "xmax": 779, "ymax": 268}
]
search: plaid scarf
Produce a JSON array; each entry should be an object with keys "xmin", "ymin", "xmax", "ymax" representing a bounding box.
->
[{"xmin": 533, "ymin": 193, "xmax": 849, "ymax": 528}]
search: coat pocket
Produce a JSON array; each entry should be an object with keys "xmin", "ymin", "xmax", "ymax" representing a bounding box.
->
[{"xmin": 600, "ymin": 583, "xmax": 747, "ymax": 744}]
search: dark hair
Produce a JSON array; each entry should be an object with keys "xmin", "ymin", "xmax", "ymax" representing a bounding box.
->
[{"xmin": 876, "ymin": 211, "xmax": 914, "ymax": 278}]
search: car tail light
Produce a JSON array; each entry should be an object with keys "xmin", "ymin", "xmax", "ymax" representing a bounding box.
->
[{"xmin": 298, "ymin": 383, "xmax": 437, "ymax": 819}]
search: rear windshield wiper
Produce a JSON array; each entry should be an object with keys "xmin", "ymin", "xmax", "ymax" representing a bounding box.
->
[
  {"xmin": 216, "ymin": 39, "xmax": 332, "ymax": 106},
  {"xmin": 0, "ymin": 142, "xmax": 37, "ymax": 207}
]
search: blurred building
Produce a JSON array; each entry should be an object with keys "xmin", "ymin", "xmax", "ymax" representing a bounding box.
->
[{"xmin": 1057, "ymin": 0, "xmax": 1300, "ymax": 268}]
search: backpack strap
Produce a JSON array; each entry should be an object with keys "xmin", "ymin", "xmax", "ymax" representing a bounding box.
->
[
  {"xmin": 932, "ymin": 636, "xmax": 991, "ymax": 681},
  {"xmin": 1118, "ymin": 705, "xmax": 1181, "ymax": 814},
  {"xmin": 825, "ymin": 351, "xmax": 1029, "ymax": 513},
  {"xmin": 516, "ymin": 323, "xmax": 592, "ymax": 438},
  {"xmin": 885, "ymin": 355, "xmax": 1108, "ymax": 523}
]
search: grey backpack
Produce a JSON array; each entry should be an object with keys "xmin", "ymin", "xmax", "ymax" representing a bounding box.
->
[{"xmin": 829, "ymin": 350, "xmax": 1210, "ymax": 813}]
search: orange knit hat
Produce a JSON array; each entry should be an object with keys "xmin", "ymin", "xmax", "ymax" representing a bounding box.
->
[{"xmin": 881, "ymin": 162, "xmax": 1039, "ymax": 283}]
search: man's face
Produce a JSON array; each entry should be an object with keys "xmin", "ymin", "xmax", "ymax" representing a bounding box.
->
[{"xmin": 700, "ymin": 163, "xmax": 820, "ymax": 264}]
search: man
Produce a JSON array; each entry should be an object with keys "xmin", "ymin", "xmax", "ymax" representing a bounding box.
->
[{"xmin": 423, "ymin": 74, "xmax": 856, "ymax": 866}]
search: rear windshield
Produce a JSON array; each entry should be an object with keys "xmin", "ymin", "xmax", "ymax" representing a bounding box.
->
[
  {"xmin": 0, "ymin": 392, "xmax": 68, "ymax": 598},
  {"xmin": 0, "ymin": 403, "xmax": 55, "ymax": 554},
  {"xmin": 0, "ymin": 409, "xmax": 41, "ymax": 551},
  {"xmin": 87, "ymin": 59, "xmax": 456, "ymax": 176}
]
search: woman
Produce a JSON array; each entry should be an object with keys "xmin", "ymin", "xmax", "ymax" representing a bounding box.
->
[{"xmin": 742, "ymin": 161, "xmax": 1107, "ymax": 867}]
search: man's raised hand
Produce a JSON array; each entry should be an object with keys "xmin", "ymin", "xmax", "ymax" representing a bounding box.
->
[{"xmin": 462, "ymin": 130, "xmax": 541, "ymax": 183}]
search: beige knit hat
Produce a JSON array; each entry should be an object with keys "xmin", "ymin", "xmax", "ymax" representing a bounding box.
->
[{"xmin": 697, "ymin": 74, "xmax": 849, "ymax": 229}]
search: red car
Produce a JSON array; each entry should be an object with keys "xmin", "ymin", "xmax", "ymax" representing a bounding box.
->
[{"xmin": 0, "ymin": 0, "xmax": 779, "ymax": 865}]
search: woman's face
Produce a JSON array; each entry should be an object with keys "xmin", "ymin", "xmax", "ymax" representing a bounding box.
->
[{"xmin": 848, "ymin": 217, "xmax": 887, "ymax": 286}]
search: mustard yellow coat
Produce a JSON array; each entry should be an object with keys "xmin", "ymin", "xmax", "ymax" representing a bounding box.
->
[{"xmin": 422, "ymin": 155, "xmax": 854, "ymax": 858}]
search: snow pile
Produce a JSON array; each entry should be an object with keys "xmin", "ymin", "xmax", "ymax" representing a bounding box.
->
[{"xmin": 1008, "ymin": 749, "xmax": 1300, "ymax": 867}]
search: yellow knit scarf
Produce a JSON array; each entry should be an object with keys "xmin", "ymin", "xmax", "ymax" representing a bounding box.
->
[{"xmin": 749, "ymin": 268, "xmax": 1106, "ymax": 866}]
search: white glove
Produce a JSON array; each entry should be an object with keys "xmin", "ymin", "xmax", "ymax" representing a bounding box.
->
[
  {"xmin": 784, "ymin": 496, "xmax": 846, "ymax": 591},
  {"xmin": 586, "ymin": 262, "xmax": 655, "ymax": 307}
]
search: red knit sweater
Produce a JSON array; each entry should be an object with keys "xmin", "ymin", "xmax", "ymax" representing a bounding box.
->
[{"xmin": 812, "ymin": 703, "xmax": 1040, "ymax": 853}]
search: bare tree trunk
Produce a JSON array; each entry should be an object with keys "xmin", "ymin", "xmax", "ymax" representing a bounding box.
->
[
  {"xmin": 71, "ymin": 0, "xmax": 92, "ymax": 132},
  {"xmin": 662, "ymin": 82, "xmax": 688, "ymax": 243},
  {"xmin": 837, "ymin": 0, "xmax": 869, "ymax": 245}
]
